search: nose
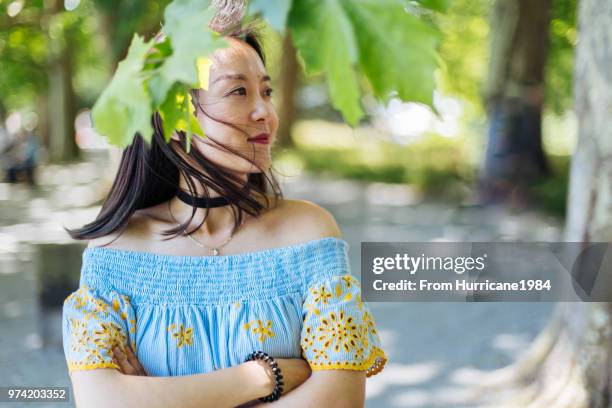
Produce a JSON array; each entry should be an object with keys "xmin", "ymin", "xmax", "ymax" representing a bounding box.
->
[{"xmin": 250, "ymin": 98, "xmax": 274, "ymax": 124}]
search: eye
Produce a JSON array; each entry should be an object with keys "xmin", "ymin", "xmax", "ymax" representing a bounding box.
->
[
  {"xmin": 263, "ymin": 87, "xmax": 274, "ymax": 97},
  {"xmin": 229, "ymin": 87, "xmax": 247, "ymax": 96}
]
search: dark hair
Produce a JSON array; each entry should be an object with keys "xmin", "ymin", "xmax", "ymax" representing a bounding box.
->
[{"xmin": 66, "ymin": 27, "xmax": 283, "ymax": 242}]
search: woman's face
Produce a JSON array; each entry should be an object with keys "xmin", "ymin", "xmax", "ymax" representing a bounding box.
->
[{"xmin": 181, "ymin": 37, "xmax": 278, "ymax": 175}]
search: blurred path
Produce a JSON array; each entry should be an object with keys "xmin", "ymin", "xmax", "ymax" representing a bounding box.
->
[
  {"xmin": 0, "ymin": 153, "xmax": 562, "ymax": 407},
  {"xmin": 285, "ymin": 175, "xmax": 561, "ymax": 407}
]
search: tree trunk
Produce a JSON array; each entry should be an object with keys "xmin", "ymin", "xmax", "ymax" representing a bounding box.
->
[
  {"xmin": 480, "ymin": 0, "xmax": 551, "ymax": 203},
  {"xmin": 276, "ymin": 32, "xmax": 299, "ymax": 148},
  {"xmin": 558, "ymin": 0, "xmax": 612, "ymax": 404},
  {"xmin": 37, "ymin": 95, "xmax": 49, "ymax": 152},
  {"xmin": 468, "ymin": 1, "xmax": 612, "ymax": 406},
  {"xmin": 46, "ymin": 0, "xmax": 79, "ymax": 163},
  {"xmin": 47, "ymin": 44, "xmax": 79, "ymax": 162}
]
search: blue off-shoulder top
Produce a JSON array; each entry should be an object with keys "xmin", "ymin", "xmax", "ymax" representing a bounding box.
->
[{"xmin": 62, "ymin": 237, "xmax": 387, "ymax": 378}]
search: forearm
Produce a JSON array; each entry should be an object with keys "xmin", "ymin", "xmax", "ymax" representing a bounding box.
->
[
  {"xmin": 71, "ymin": 361, "xmax": 272, "ymax": 408},
  {"xmin": 249, "ymin": 371, "xmax": 366, "ymax": 408}
]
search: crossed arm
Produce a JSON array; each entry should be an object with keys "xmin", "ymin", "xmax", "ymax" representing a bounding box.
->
[
  {"xmin": 70, "ymin": 361, "xmax": 271, "ymax": 408},
  {"xmin": 69, "ymin": 363, "xmax": 365, "ymax": 408},
  {"xmin": 248, "ymin": 371, "xmax": 366, "ymax": 408}
]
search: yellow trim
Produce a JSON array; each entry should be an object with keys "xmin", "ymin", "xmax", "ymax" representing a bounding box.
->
[
  {"xmin": 309, "ymin": 346, "xmax": 388, "ymax": 378},
  {"xmin": 67, "ymin": 361, "xmax": 119, "ymax": 372}
]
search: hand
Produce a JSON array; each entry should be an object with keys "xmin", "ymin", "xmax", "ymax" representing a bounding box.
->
[{"xmin": 112, "ymin": 345, "xmax": 148, "ymax": 376}]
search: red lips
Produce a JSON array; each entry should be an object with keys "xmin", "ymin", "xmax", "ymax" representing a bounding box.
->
[{"xmin": 248, "ymin": 133, "xmax": 270, "ymax": 144}]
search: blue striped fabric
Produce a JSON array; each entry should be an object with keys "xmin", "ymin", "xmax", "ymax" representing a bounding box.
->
[{"xmin": 62, "ymin": 237, "xmax": 387, "ymax": 377}]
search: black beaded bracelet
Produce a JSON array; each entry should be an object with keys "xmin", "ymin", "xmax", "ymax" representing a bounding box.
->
[{"xmin": 245, "ymin": 351, "xmax": 284, "ymax": 402}]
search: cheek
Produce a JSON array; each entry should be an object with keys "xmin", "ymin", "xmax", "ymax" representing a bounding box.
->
[
  {"xmin": 269, "ymin": 109, "xmax": 279, "ymax": 132},
  {"xmin": 200, "ymin": 106, "xmax": 246, "ymax": 139},
  {"xmin": 207, "ymin": 100, "xmax": 245, "ymax": 119}
]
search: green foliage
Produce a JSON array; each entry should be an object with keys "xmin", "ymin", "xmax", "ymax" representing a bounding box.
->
[
  {"xmin": 435, "ymin": 0, "xmax": 576, "ymax": 116},
  {"xmin": 289, "ymin": 0, "xmax": 441, "ymax": 125},
  {"xmin": 159, "ymin": 83, "xmax": 204, "ymax": 148},
  {"xmin": 92, "ymin": 34, "xmax": 154, "ymax": 147},
  {"xmin": 0, "ymin": 24, "xmax": 47, "ymax": 108},
  {"xmin": 86, "ymin": 0, "xmax": 442, "ymax": 147},
  {"xmin": 155, "ymin": 5, "xmax": 226, "ymax": 97},
  {"xmin": 151, "ymin": 3, "xmax": 226, "ymax": 149},
  {"xmin": 0, "ymin": 0, "xmax": 167, "ymax": 113},
  {"xmin": 248, "ymin": 0, "xmax": 292, "ymax": 32},
  {"xmin": 546, "ymin": 0, "xmax": 577, "ymax": 114},
  {"xmin": 92, "ymin": 0, "xmax": 171, "ymax": 62},
  {"xmin": 2, "ymin": 0, "xmax": 440, "ymax": 147},
  {"xmin": 413, "ymin": 0, "xmax": 451, "ymax": 13},
  {"xmin": 278, "ymin": 135, "xmax": 569, "ymax": 214},
  {"xmin": 279, "ymin": 134, "xmax": 475, "ymax": 198},
  {"xmin": 529, "ymin": 154, "xmax": 570, "ymax": 217},
  {"xmin": 435, "ymin": 0, "xmax": 492, "ymax": 113},
  {"xmin": 289, "ymin": 0, "xmax": 363, "ymax": 125},
  {"xmin": 91, "ymin": 0, "xmax": 227, "ymax": 149}
]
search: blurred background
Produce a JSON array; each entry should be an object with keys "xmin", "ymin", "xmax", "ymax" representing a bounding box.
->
[{"xmin": 0, "ymin": 0, "xmax": 607, "ymax": 407}]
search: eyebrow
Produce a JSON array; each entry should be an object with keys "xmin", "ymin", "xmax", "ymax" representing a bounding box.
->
[{"xmin": 212, "ymin": 74, "xmax": 271, "ymax": 85}]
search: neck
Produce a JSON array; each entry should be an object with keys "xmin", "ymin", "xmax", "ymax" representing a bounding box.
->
[{"xmin": 169, "ymin": 176, "xmax": 248, "ymax": 236}]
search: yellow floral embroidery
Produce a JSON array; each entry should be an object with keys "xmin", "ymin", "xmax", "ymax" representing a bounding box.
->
[
  {"xmin": 355, "ymin": 293, "xmax": 364, "ymax": 310},
  {"xmin": 73, "ymin": 293, "xmax": 89, "ymax": 310},
  {"xmin": 112, "ymin": 298, "xmax": 120, "ymax": 312},
  {"xmin": 308, "ymin": 346, "xmax": 388, "ymax": 378},
  {"xmin": 304, "ymin": 302, "xmax": 320, "ymax": 316},
  {"xmin": 362, "ymin": 311, "xmax": 377, "ymax": 336},
  {"xmin": 354, "ymin": 345, "xmax": 366, "ymax": 360},
  {"xmin": 91, "ymin": 297, "xmax": 109, "ymax": 315},
  {"xmin": 233, "ymin": 301, "xmax": 241, "ymax": 309},
  {"xmin": 92, "ymin": 322, "xmax": 128, "ymax": 352},
  {"xmin": 300, "ymin": 277, "xmax": 387, "ymax": 377},
  {"xmin": 312, "ymin": 347, "xmax": 329, "ymax": 361},
  {"xmin": 244, "ymin": 319, "xmax": 275, "ymax": 342},
  {"xmin": 65, "ymin": 287, "xmax": 134, "ymax": 370},
  {"xmin": 317, "ymin": 310, "xmax": 359, "ymax": 353},
  {"xmin": 69, "ymin": 318, "xmax": 91, "ymax": 353},
  {"xmin": 311, "ymin": 285, "xmax": 333, "ymax": 304},
  {"xmin": 168, "ymin": 324, "xmax": 194, "ymax": 348},
  {"xmin": 301, "ymin": 326, "xmax": 316, "ymax": 350},
  {"xmin": 85, "ymin": 348, "xmax": 105, "ymax": 364},
  {"xmin": 341, "ymin": 275, "xmax": 358, "ymax": 289},
  {"xmin": 358, "ymin": 324, "xmax": 370, "ymax": 351},
  {"xmin": 341, "ymin": 276, "xmax": 361, "ymax": 302}
]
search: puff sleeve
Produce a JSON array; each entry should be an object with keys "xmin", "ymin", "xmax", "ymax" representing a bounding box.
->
[
  {"xmin": 62, "ymin": 285, "xmax": 137, "ymax": 372},
  {"xmin": 300, "ymin": 273, "xmax": 387, "ymax": 377}
]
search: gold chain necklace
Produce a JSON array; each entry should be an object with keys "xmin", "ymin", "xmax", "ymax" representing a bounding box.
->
[{"xmin": 167, "ymin": 200, "xmax": 243, "ymax": 256}]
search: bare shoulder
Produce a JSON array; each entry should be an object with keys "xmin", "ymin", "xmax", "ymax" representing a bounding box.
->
[
  {"xmin": 271, "ymin": 198, "xmax": 342, "ymax": 242},
  {"xmin": 86, "ymin": 210, "xmax": 154, "ymax": 250}
]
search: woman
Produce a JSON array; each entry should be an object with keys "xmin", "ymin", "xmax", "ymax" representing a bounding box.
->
[{"xmin": 62, "ymin": 26, "xmax": 386, "ymax": 407}]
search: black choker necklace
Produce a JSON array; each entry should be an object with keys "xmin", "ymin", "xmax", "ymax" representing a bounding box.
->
[{"xmin": 176, "ymin": 189, "xmax": 231, "ymax": 208}]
